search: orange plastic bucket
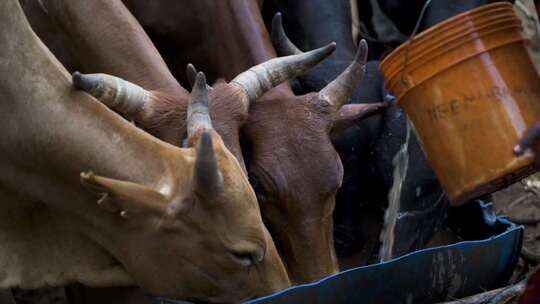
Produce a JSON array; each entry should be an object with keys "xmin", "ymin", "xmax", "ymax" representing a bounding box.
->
[{"xmin": 380, "ymin": 2, "xmax": 540, "ymax": 205}]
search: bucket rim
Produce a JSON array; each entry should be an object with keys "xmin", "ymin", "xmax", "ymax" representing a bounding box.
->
[
  {"xmin": 381, "ymin": 2, "xmax": 515, "ymax": 72},
  {"xmin": 388, "ymin": 35, "xmax": 525, "ymax": 102},
  {"xmin": 383, "ymin": 21, "xmax": 523, "ymax": 82},
  {"xmin": 402, "ymin": 5, "xmax": 516, "ymax": 42},
  {"xmin": 381, "ymin": 16, "xmax": 520, "ymax": 73}
]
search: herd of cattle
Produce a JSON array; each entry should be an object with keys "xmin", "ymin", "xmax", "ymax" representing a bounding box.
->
[{"xmin": 0, "ymin": 0, "xmax": 535, "ymax": 303}]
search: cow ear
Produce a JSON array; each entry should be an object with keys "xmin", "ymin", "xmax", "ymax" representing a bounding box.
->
[
  {"xmin": 331, "ymin": 103, "xmax": 386, "ymax": 137},
  {"xmin": 80, "ymin": 171, "xmax": 167, "ymax": 219}
]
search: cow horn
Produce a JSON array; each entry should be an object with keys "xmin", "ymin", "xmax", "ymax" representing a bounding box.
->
[
  {"xmin": 193, "ymin": 131, "xmax": 223, "ymax": 199},
  {"xmin": 231, "ymin": 42, "xmax": 336, "ymax": 102},
  {"xmin": 187, "ymin": 72, "xmax": 212, "ymax": 139},
  {"xmin": 319, "ymin": 39, "xmax": 368, "ymax": 109},
  {"xmin": 186, "ymin": 64, "xmax": 213, "ymax": 91},
  {"xmin": 72, "ymin": 71, "xmax": 150, "ymax": 120},
  {"xmin": 271, "ymin": 13, "xmax": 302, "ymax": 56},
  {"xmin": 186, "ymin": 64, "xmax": 198, "ymax": 89}
]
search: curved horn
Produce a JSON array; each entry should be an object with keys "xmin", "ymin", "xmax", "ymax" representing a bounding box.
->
[
  {"xmin": 231, "ymin": 42, "xmax": 336, "ymax": 102},
  {"xmin": 271, "ymin": 13, "xmax": 302, "ymax": 56},
  {"xmin": 319, "ymin": 39, "xmax": 368, "ymax": 109},
  {"xmin": 72, "ymin": 71, "xmax": 150, "ymax": 119},
  {"xmin": 187, "ymin": 72, "xmax": 212, "ymax": 139},
  {"xmin": 193, "ymin": 131, "xmax": 223, "ymax": 199}
]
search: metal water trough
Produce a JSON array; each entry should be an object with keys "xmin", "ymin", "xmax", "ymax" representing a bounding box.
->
[{"xmin": 158, "ymin": 201, "xmax": 523, "ymax": 304}]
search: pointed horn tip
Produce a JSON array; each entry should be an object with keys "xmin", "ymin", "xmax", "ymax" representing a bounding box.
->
[
  {"xmin": 72, "ymin": 71, "xmax": 81, "ymax": 80},
  {"xmin": 271, "ymin": 12, "xmax": 283, "ymax": 30},
  {"xmin": 72, "ymin": 71, "xmax": 95, "ymax": 91},
  {"xmin": 194, "ymin": 72, "xmax": 207, "ymax": 89},
  {"xmin": 319, "ymin": 42, "xmax": 337, "ymax": 57},
  {"xmin": 186, "ymin": 63, "xmax": 197, "ymax": 87},
  {"xmin": 72, "ymin": 71, "xmax": 84, "ymax": 89},
  {"xmin": 186, "ymin": 63, "xmax": 197, "ymax": 75},
  {"xmin": 306, "ymin": 42, "xmax": 336, "ymax": 59},
  {"xmin": 354, "ymin": 39, "xmax": 369, "ymax": 64}
]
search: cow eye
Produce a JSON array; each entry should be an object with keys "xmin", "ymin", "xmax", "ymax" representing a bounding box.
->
[{"xmin": 231, "ymin": 251, "xmax": 255, "ymax": 267}]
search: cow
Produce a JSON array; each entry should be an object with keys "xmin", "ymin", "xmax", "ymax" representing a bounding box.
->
[
  {"xmin": 1, "ymin": 0, "xmax": 291, "ymax": 302},
  {"xmin": 264, "ymin": 1, "xmax": 449, "ymax": 264}
]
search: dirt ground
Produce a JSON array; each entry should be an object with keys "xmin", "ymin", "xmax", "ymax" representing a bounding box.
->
[
  {"xmin": 485, "ymin": 172, "xmax": 540, "ymax": 303},
  {"xmin": 494, "ymin": 173, "xmax": 540, "ymax": 272}
]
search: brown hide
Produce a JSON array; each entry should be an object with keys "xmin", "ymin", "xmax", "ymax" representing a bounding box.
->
[
  {"xmin": 0, "ymin": 0, "xmax": 290, "ymax": 301},
  {"xmin": 21, "ymin": 0, "xmax": 248, "ymax": 168},
  {"xmin": 121, "ymin": 0, "xmax": 278, "ymax": 83},
  {"xmin": 121, "ymin": 0, "xmax": 384, "ymax": 284},
  {"xmin": 244, "ymin": 89, "xmax": 343, "ymax": 281}
]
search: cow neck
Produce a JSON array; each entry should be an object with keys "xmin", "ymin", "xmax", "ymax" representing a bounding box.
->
[
  {"xmin": 0, "ymin": 0, "xmax": 184, "ymax": 239},
  {"xmin": 45, "ymin": 1, "xmax": 184, "ymax": 96}
]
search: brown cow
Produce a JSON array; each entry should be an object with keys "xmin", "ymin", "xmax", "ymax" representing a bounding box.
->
[{"xmin": 1, "ymin": 0, "xmax": 290, "ymax": 302}]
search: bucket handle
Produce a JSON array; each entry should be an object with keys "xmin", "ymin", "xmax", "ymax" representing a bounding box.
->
[{"xmin": 400, "ymin": 0, "xmax": 433, "ymax": 88}]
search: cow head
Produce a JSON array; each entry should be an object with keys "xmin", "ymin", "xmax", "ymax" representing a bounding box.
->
[
  {"xmin": 241, "ymin": 14, "xmax": 385, "ymax": 283},
  {"xmin": 77, "ymin": 73, "xmax": 290, "ymax": 302}
]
